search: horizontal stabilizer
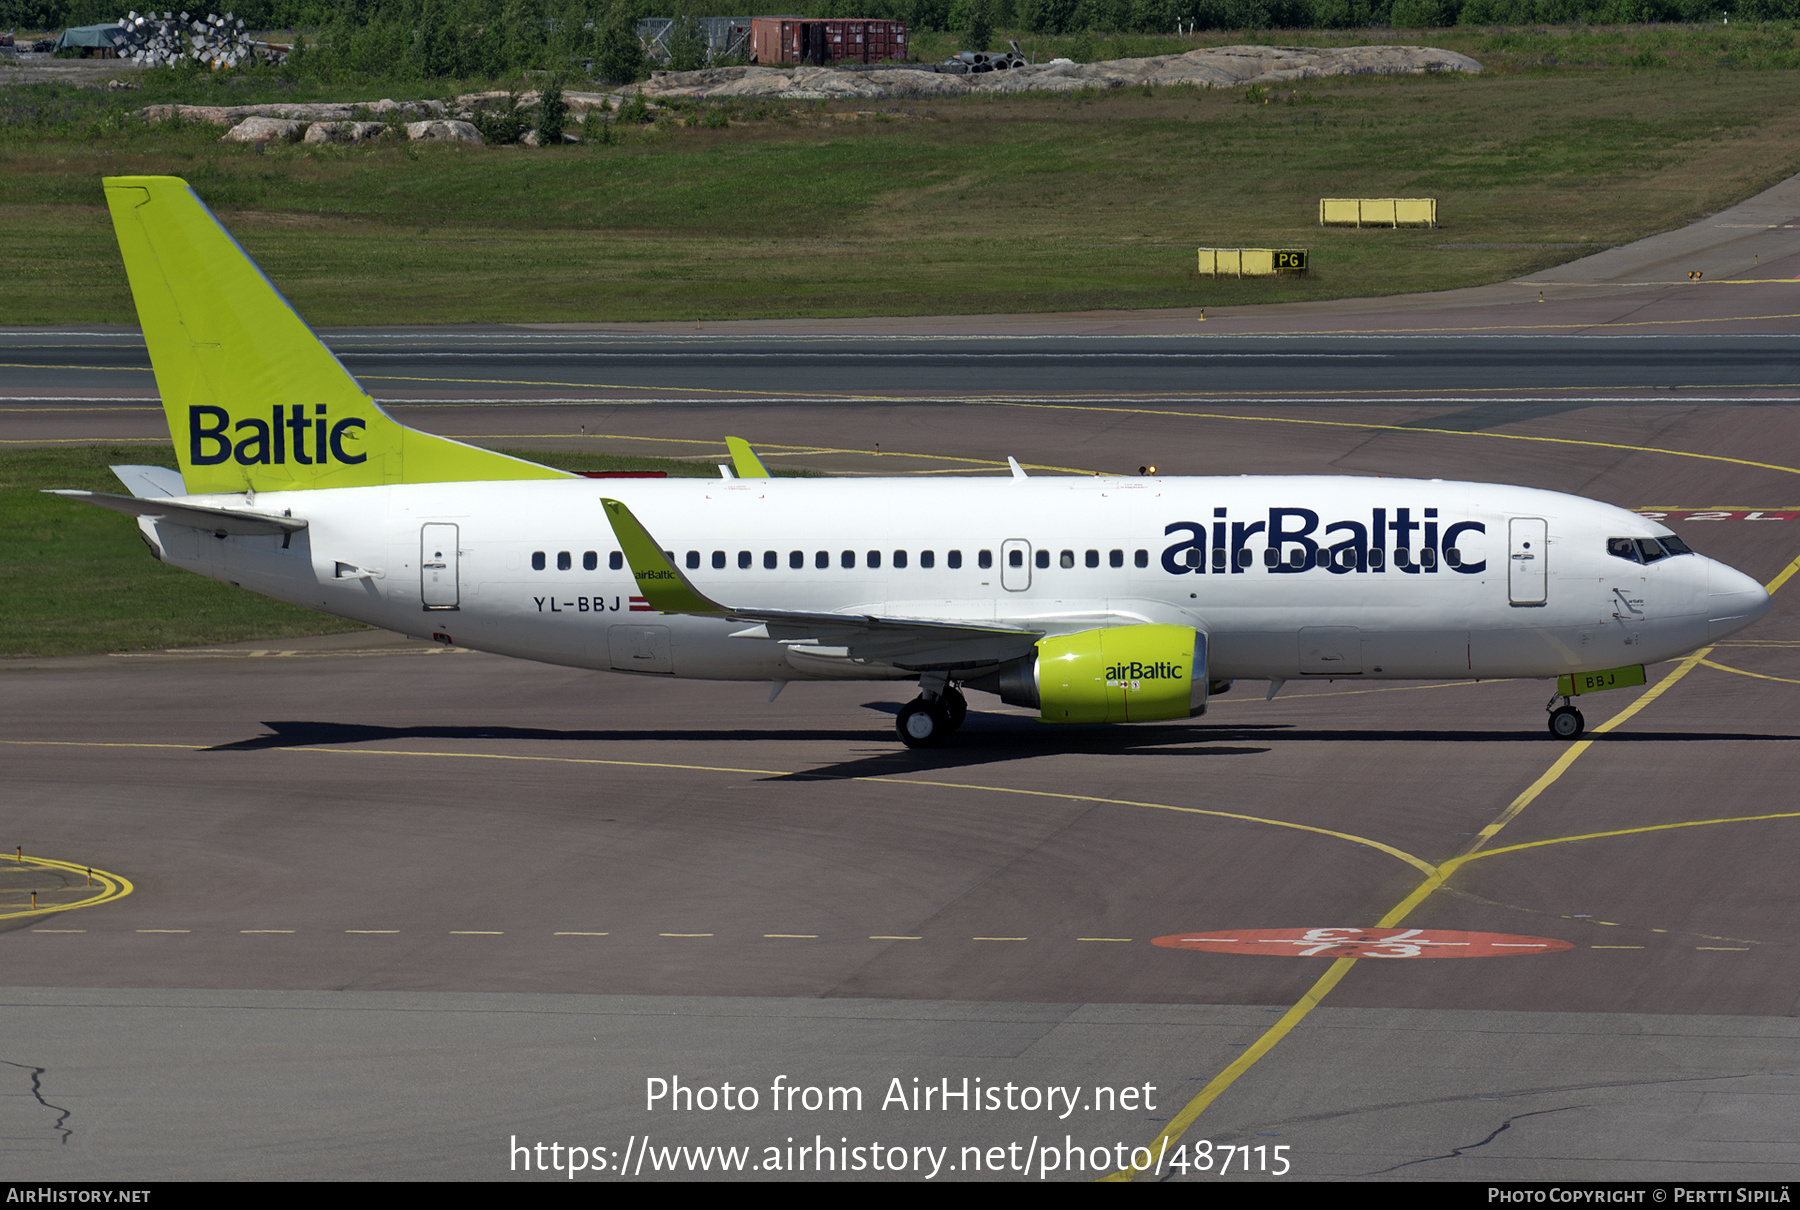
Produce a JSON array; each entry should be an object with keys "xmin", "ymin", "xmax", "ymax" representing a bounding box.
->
[
  {"xmin": 46, "ymin": 489, "xmax": 307, "ymax": 536},
  {"xmin": 110, "ymin": 464, "xmax": 187, "ymax": 499}
]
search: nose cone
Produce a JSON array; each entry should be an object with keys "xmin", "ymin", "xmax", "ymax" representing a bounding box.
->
[{"xmin": 1706, "ymin": 559, "xmax": 1772, "ymax": 641}]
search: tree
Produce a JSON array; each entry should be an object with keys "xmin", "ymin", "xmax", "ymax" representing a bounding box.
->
[
  {"xmin": 666, "ymin": 13, "xmax": 708, "ymax": 72},
  {"xmin": 964, "ymin": 0, "xmax": 994, "ymax": 49},
  {"xmin": 594, "ymin": 3, "xmax": 645, "ymax": 84},
  {"xmin": 536, "ymin": 76, "xmax": 568, "ymax": 144}
]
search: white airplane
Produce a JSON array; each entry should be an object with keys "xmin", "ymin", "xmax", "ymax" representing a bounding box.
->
[{"xmin": 55, "ymin": 176, "xmax": 1772, "ymax": 748}]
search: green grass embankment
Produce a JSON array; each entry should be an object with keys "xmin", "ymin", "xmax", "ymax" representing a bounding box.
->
[{"xmin": 5, "ymin": 25, "xmax": 1800, "ymax": 323}]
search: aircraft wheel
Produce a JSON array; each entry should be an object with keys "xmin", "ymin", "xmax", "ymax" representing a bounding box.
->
[
  {"xmin": 896, "ymin": 698, "xmax": 951, "ymax": 748},
  {"xmin": 942, "ymin": 685, "xmax": 968, "ymax": 731},
  {"xmin": 1547, "ymin": 705, "xmax": 1585, "ymax": 739}
]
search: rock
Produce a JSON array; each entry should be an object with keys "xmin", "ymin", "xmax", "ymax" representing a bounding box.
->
[
  {"xmin": 626, "ymin": 43, "xmax": 1481, "ymax": 102},
  {"xmin": 221, "ymin": 116, "xmax": 306, "ymax": 144},
  {"xmin": 405, "ymin": 119, "xmax": 483, "ymax": 144},
  {"xmin": 303, "ymin": 120, "xmax": 390, "ymax": 144},
  {"xmin": 368, "ymin": 97, "xmax": 446, "ymax": 120}
]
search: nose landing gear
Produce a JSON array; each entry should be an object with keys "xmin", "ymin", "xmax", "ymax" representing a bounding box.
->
[
  {"xmin": 896, "ymin": 683, "xmax": 967, "ymax": 748},
  {"xmin": 1546, "ymin": 690, "xmax": 1585, "ymax": 739}
]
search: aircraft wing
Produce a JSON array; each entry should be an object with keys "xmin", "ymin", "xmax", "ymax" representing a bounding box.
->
[
  {"xmin": 601, "ymin": 497, "xmax": 1041, "ymax": 669},
  {"xmin": 46, "ymin": 489, "xmax": 307, "ymax": 537}
]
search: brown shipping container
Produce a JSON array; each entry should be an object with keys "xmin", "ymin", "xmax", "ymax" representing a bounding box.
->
[{"xmin": 750, "ymin": 15, "xmax": 907, "ymax": 65}]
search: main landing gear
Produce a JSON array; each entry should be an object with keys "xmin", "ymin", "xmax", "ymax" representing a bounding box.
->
[
  {"xmin": 896, "ymin": 682, "xmax": 967, "ymax": 749},
  {"xmin": 1546, "ymin": 690, "xmax": 1585, "ymax": 740}
]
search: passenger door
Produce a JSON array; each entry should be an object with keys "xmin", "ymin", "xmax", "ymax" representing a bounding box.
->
[
  {"xmin": 420, "ymin": 523, "xmax": 459, "ymax": 610},
  {"xmin": 1508, "ymin": 518, "xmax": 1546, "ymax": 607}
]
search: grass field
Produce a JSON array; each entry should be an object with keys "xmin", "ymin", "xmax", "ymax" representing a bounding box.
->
[
  {"xmin": 0, "ymin": 445, "xmax": 729, "ymax": 657},
  {"xmin": 5, "ymin": 25, "xmax": 1800, "ymax": 324}
]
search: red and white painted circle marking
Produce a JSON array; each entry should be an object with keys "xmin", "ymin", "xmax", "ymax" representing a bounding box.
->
[{"xmin": 1153, "ymin": 927, "xmax": 1574, "ymax": 959}]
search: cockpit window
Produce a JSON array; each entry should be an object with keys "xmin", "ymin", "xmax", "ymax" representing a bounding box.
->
[{"xmin": 1609, "ymin": 535, "xmax": 1692, "ymax": 563}]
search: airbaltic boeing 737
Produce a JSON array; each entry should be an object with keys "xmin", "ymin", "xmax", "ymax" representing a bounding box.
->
[{"xmin": 53, "ymin": 177, "xmax": 1772, "ymax": 747}]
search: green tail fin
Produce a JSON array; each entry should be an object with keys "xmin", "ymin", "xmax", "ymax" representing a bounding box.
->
[{"xmin": 103, "ymin": 176, "xmax": 570, "ymax": 494}]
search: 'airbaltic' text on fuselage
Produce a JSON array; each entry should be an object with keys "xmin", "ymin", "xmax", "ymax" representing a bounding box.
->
[{"xmin": 1161, "ymin": 508, "xmax": 1488, "ymax": 575}]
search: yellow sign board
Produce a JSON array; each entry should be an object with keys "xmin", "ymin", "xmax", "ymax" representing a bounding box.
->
[{"xmin": 1557, "ymin": 665, "xmax": 1647, "ymax": 697}]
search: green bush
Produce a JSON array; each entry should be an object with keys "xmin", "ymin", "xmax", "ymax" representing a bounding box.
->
[
  {"xmin": 537, "ymin": 76, "xmax": 568, "ymax": 144},
  {"xmin": 594, "ymin": 4, "xmax": 645, "ymax": 84},
  {"xmin": 469, "ymin": 97, "xmax": 529, "ymax": 144},
  {"xmin": 666, "ymin": 14, "xmax": 709, "ymax": 71},
  {"xmin": 964, "ymin": 0, "xmax": 995, "ymax": 50}
]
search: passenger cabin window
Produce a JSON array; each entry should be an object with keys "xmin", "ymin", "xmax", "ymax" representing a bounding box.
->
[
  {"xmin": 1086, "ymin": 550, "xmax": 1099, "ymax": 569},
  {"xmin": 948, "ymin": 550, "xmax": 962, "ymax": 569},
  {"xmin": 583, "ymin": 551, "xmax": 597, "ymax": 571},
  {"xmin": 532, "ymin": 551, "xmax": 546, "ymax": 571},
  {"xmin": 1211, "ymin": 548, "xmax": 1226, "ymax": 571},
  {"xmin": 1184, "ymin": 549, "xmax": 1201, "ymax": 568},
  {"xmin": 557, "ymin": 551, "xmax": 572, "ymax": 571},
  {"xmin": 894, "ymin": 550, "xmax": 908, "ymax": 569},
  {"xmin": 1012, "ymin": 550, "xmax": 1027, "ymax": 569},
  {"xmin": 765, "ymin": 551, "xmax": 778, "ymax": 569},
  {"xmin": 609, "ymin": 552, "xmax": 623, "ymax": 571},
  {"xmin": 815, "ymin": 551, "xmax": 829, "ymax": 569},
  {"xmin": 867, "ymin": 550, "xmax": 882, "ymax": 569},
  {"xmin": 1061, "ymin": 550, "xmax": 1075, "ymax": 569},
  {"xmin": 978, "ymin": 550, "xmax": 993, "ymax": 569},
  {"xmin": 738, "ymin": 551, "xmax": 752, "ymax": 569},
  {"xmin": 841, "ymin": 550, "xmax": 855, "ymax": 569},
  {"xmin": 686, "ymin": 551, "xmax": 701, "ymax": 570},
  {"xmin": 790, "ymin": 550, "xmax": 804, "ymax": 570},
  {"xmin": 1421, "ymin": 548, "xmax": 1437, "ymax": 569},
  {"xmin": 921, "ymin": 550, "xmax": 936, "ymax": 569},
  {"xmin": 1108, "ymin": 549, "xmax": 1121, "ymax": 569},
  {"xmin": 1134, "ymin": 550, "xmax": 1148, "ymax": 569},
  {"xmin": 713, "ymin": 550, "xmax": 727, "ymax": 570}
]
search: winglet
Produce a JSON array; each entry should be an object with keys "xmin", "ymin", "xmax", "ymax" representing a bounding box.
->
[
  {"xmin": 599, "ymin": 498, "xmax": 728, "ymax": 616},
  {"xmin": 1007, "ymin": 456, "xmax": 1028, "ymax": 481},
  {"xmin": 725, "ymin": 436, "xmax": 771, "ymax": 479}
]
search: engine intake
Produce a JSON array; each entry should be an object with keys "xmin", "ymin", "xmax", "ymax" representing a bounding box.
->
[{"xmin": 968, "ymin": 624, "xmax": 1208, "ymax": 723}]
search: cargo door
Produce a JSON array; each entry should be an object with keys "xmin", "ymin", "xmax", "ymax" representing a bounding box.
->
[
  {"xmin": 609, "ymin": 624, "xmax": 673, "ymax": 674},
  {"xmin": 1508, "ymin": 517, "xmax": 1547, "ymax": 606},
  {"xmin": 420, "ymin": 523, "xmax": 459, "ymax": 610},
  {"xmin": 1299, "ymin": 626, "xmax": 1362, "ymax": 675},
  {"xmin": 1001, "ymin": 539, "xmax": 1032, "ymax": 591}
]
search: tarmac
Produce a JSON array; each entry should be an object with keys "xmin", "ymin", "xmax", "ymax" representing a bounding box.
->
[{"xmin": 4, "ymin": 173, "xmax": 1800, "ymax": 1182}]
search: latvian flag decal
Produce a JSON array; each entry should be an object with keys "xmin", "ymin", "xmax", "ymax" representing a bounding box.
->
[{"xmin": 629, "ymin": 596, "xmax": 652, "ymax": 612}]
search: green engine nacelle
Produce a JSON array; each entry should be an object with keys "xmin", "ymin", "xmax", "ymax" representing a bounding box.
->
[{"xmin": 972, "ymin": 624, "xmax": 1207, "ymax": 723}]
